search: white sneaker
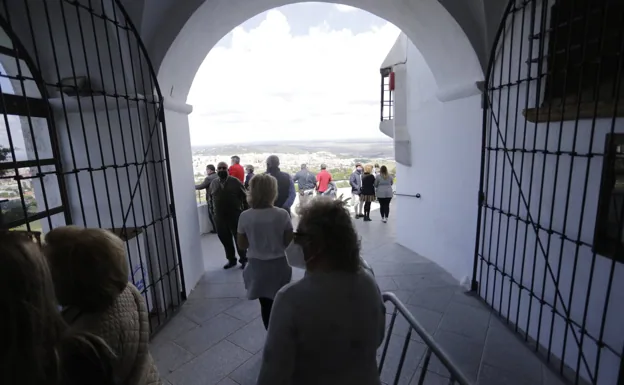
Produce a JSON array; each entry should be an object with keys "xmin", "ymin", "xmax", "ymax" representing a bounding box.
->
[{"xmin": 382, "ymin": 217, "xmax": 387, "ymax": 223}]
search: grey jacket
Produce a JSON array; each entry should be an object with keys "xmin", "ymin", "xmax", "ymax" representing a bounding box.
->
[
  {"xmin": 349, "ymin": 171, "xmax": 363, "ymax": 193},
  {"xmin": 374, "ymin": 174, "xmax": 393, "ymax": 198},
  {"xmin": 294, "ymin": 169, "xmax": 317, "ymax": 190}
]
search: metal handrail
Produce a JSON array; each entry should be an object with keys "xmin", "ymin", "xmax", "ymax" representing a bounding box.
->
[{"xmin": 379, "ymin": 292, "xmax": 472, "ymax": 385}]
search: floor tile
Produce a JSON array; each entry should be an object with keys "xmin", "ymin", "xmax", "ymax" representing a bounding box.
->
[
  {"xmin": 227, "ymin": 317, "xmax": 267, "ymax": 354},
  {"xmin": 225, "ymin": 299, "xmax": 261, "ymax": 323},
  {"xmin": 151, "ymin": 341, "xmax": 195, "ymax": 374},
  {"xmin": 481, "ymin": 320, "xmax": 543, "ymax": 383},
  {"xmin": 179, "ymin": 298, "xmax": 241, "ymax": 324},
  {"xmin": 167, "ymin": 340, "xmax": 252, "ymax": 385},
  {"xmin": 477, "ymin": 364, "xmax": 537, "ymax": 385},
  {"xmin": 215, "ymin": 378, "xmax": 240, "ymax": 385},
  {"xmin": 410, "ymin": 369, "xmax": 451, "ymax": 385},
  {"xmin": 174, "ymin": 313, "xmax": 246, "ymax": 355},
  {"xmin": 229, "ymin": 352, "xmax": 263, "ymax": 385},
  {"xmin": 428, "ymin": 330, "xmax": 485, "ymax": 382},
  {"xmin": 438, "ymin": 301, "xmax": 491, "ymax": 344},
  {"xmin": 190, "ymin": 282, "xmax": 247, "ymax": 299},
  {"xmin": 407, "ymin": 286, "xmax": 456, "ymax": 313},
  {"xmin": 150, "ymin": 314, "xmax": 199, "ymax": 346}
]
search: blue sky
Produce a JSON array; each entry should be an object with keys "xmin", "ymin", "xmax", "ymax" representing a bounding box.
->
[{"xmin": 187, "ymin": 3, "xmax": 399, "ymax": 145}]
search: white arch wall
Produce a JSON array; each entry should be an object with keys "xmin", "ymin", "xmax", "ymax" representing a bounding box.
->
[
  {"xmin": 387, "ymin": 37, "xmax": 483, "ymax": 285},
  {"xmin": 150, "ymin": 0, "xmax": 487, "ymax": 292}
]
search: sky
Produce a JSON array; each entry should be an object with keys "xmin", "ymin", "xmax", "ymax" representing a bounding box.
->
[{"xmin": 187, "ymin": 3, "xmax": 400, "ymax": 146}]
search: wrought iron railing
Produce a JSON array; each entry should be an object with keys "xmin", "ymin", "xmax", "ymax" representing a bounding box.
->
[{"xmin": 379, "ymin": 292, "xmax": 472, "ymax": 385}]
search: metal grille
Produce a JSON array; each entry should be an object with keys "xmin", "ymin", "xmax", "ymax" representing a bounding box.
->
[
  {"xmin": 0, "ymin": 0, "xmax": 184, "ymax": 336},
  {"xmin": 474, "ymin": 0, "xmax": 624, "ymax": 383},
  {"xmin": 381, "ymin": 67, "xmax": 394, "ymax": 121}
]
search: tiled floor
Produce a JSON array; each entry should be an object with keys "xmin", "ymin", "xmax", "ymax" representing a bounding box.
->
[{"xmin": 150, "ymin": 206, "xmax": 568, "ymax": 385}]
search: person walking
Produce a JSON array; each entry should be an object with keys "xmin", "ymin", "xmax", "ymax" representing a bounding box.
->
[
  {"xmin": 360, "ymin": 164, "xmax": 376, "ymax": 222},
  {"xmin": 244, "ymin": 164, "xmax": 255, "ymax": 190},
  {"xmin": 195, "ymin": 164, "xmax": 218, "ymax": 233},
  {"xmin": 315, "ymin": 163, "xmax": 332, "ymax": 196},
  {"xmin": 229, "ymin": 155, "xmax": 245, "ymax": 183},
  {"xmin": 293, "ymin": 163, "xmax": 317, "ymax": 209},
  {"xmin": 236, "ymin": 174, "xmax": 293, "ymax": 330},
  {"xmin": 210, "ymin": 161, "xmax": 248, "ymax": 269},
  {"xmin": 374, "ymin": 165, "xmax": 394, "ymax": 223},
  {"xmin": 265, "ymin": 155, "xmax": 296, "ymax": 216},
  {"xmin": 257, "ymin": 198, "xmax": 385, "ymax": 385},
  {"xmin": 349, "ymin": 163, "xmax": 364, "ymax": 218}
]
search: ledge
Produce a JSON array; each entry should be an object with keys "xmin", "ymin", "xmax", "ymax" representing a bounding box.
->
[{"xmin": 523, "ymin": 101, "xmax": 624, "ymax": 123}]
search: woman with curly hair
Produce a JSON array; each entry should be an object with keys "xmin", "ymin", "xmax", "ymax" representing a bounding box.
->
[
  {"xmin": 257, "ymin": 198, "xmax": 386, "ymax": 385},
  {"xmin": 0, "ymin": 231, "xmax": 115, "ymax": 385}
]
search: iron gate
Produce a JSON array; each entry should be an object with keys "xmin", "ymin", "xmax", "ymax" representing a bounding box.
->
[
  {"xmin": 474, "ymin": 0, "xmax": 624, "ymax": 384},
  {"xmin": 0, "ymin": 0, "xmax": 184, "ymax": 336}
]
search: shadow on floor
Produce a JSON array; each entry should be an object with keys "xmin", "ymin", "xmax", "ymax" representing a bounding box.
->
[{"xmin": 150, "ymin": 212, "xmax": 567, "ymax": 385}]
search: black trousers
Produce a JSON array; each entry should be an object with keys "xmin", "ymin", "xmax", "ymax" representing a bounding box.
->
[
  {"xmin": 215, "ymin": 212, "xmax": 247, "ymax": 263},
  {"xmin": 364, "ymin": 201, "xmax": 372, "ymax": 217},
  {"xmin": 207, "ymin": 205, "xmax": 216, "ymax": 232},
  {"xmin": 259, "ymin": 297, "xmax": 274, "ymax": 330},
  {"xmin": 378, "ymin": 197, "xmax": 392, "ymax": 218}
]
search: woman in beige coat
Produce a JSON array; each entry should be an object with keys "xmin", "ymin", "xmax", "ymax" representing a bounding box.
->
[{"xmin": 45, "ymin": 226, "xmax": 162, "ymax": 385}]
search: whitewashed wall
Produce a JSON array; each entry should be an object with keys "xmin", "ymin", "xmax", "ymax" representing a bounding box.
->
[
  {"xmin": 479, "ymin": 2, "xmax": 624, "ymax": 383},
  {"xmin": 394, "ymin": 38, "xmax": 483, "ymax": 287}
]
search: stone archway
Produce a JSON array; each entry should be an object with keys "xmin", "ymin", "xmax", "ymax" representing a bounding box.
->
[{"xmin": 152, "ymin": 0, "xmax": 486, "ymax": 104}]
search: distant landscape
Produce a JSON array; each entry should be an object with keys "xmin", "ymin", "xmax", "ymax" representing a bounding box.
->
[
  {"xmin": 192, "ymin": 138, "xmax": 394, "ymax": 160},
  {"xmin": 191, "ymin": 138, "xmax": 396, "ymax": 203}
]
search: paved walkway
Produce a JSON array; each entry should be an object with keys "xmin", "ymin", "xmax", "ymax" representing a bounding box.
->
[{"xmin": 150, "ymin": 206, "xmax": 567, "ymax": 385}]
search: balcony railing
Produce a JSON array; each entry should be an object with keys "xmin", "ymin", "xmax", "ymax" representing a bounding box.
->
[{"xmin": 379, "ymin": 292, "xmax": 472, "ymax": 385}]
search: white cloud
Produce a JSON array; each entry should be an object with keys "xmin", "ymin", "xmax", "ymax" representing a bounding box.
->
[
  {"xmin": 188, "ymin": 8, "xmax": 400, "ymax": 145},
  {"xmin": 334, "ymin": 4, "xmax": 357, "ymax": 12}
]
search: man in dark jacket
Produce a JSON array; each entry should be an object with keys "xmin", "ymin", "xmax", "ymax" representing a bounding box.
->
[
  {"xmin": 195, "ymin": 164, "xmax": 217, "ymax": 233},
  {"xmin": 265, "ymin": 155, "xmax": 296, "ymax": 216},
  {"xmin": 293, "ymin": 163, "xmax": 316, "ymax": 208},
  {"xmin": 209, "ymin": 162, "xmax": 248, "ymax": 269}
]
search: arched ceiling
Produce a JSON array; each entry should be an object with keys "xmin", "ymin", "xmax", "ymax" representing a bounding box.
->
[{"xmin": 141, "ymin": 0, "xmax": 496, "ymax": 103}]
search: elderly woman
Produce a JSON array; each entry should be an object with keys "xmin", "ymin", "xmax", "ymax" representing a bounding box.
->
[
  {"xmin": 0, "ymin": 231, "xmax": 116, "ymax": 385},
  {"xmin": 257, "ymin": 198, "xmax": 386, "ymax": 385},
  {"xmin": 44, "ymin": 226, "xmax": 162, "ymax": 385},
  {"xmin": 237, "ymin": 173, "xmax": 293, "ymax": 330}
]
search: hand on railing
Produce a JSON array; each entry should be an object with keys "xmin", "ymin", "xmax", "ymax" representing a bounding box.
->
[{"xmin": 379, "ymin": 292, "xmax": 472, "ymax": 385}]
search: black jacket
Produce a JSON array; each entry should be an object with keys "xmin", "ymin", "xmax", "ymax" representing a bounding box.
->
[
  {"xmin": 266, "ymin": 168, "xmax": 291, "ymax": 208},
  {"xmin": 361, "ymin": 173, "xmax": 376, "ymax": 196}
]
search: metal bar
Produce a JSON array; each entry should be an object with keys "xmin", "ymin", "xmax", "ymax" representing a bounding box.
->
[
  {"xmin": 392, "ymin": 329, "xmax": 412, "ymax": 385},
  {"xmin": 382, "ymin": 293, "xmax": 471, "ymax": 385},
  {"xmin": 378, "ymin": 306, "xmax": 398, "ymax": 374}
]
